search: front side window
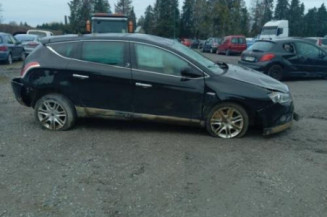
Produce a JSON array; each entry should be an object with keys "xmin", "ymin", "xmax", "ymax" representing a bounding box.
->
[
  {"xmin": 49, "ymin": 42, "xmax": 79, "ymax": 58},
  {"xmin": 134, "ymin": 44, "xmax": 189, "ymax": 76},
  {"xmin": 5, "ymin": 36, "xmax": 14, "ymax": 44},
  {"xmin": 231, "ymin": 38, "xmax": 238, "ymax": 44},
  {"xmin": 82, "ymin": 41, "xmax": 125, "ymax": 66},
  {"xmin": 295, "ymin": 42, "xmax": 320, "ymax": 58}
]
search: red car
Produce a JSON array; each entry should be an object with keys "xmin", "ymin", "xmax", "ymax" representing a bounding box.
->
[
  {"xmin": 218, "ymin": 35, "xmax": 247, "ymax": 56},
  {"xmin": 181, "ymin": 38, "xmax": 192, "ymax": 47}
]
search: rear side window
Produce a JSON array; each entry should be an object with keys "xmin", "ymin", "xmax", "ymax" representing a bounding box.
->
[
  {"xmin": 239, "ymin": 37, "xmax": 246, "ymax": 44},
  {"xmin": 81, "ymin": 41, "xmax": 125, "ymax": 66},
  {"xmin": 49, "ymin": 42, "xmax": 79, "ymax": 58},
  {"xmin": 248, "ymin": 41, "xmax": 274, "ymax": 52}
]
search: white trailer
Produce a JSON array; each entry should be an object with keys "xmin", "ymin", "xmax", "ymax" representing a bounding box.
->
[{"xmin": 259, "ymin": 20, "xmax": 289, "ymax": 41}]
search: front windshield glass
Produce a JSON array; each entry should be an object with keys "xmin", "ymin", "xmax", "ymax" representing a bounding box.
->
[
  {"xmin": 172, "ymin": 41, "xmax": 224, "ymax": 75},
  {"xmin": 93, "ymin": 20, "xmax": 128, "ymax": 33},
  {"xmin": 261, "ymin": 26, "xmax": 278, "ymax": 35}
]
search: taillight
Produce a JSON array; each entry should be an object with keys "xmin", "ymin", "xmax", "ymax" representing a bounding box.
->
[
  {"xmin": 0, "ymin": 46, "xmax": 8, "ymax": 51},
  {"xmin": 259, "ymin": 53, "xmax": 275, "ymax": 62},
  {"xmin": 20, "ymin": 62, "xmax": 40, "ymax": 77}
]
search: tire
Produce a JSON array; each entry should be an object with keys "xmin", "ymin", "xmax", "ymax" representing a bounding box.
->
[
  {"xmin": 267, "ymin": 65, "xmax": 283, "ymax": 81},
  {"xmin": 34, "ymin": 94, "xmax": 76, "ymax": 131},
  {"xmin": 226, "ymin": 49, "xmax": 231, "ymax": 56},
  {"xmin": 206, "ymin": 103, "xmax": 249, "ymax": 139},
  {"xmin": 7, "ymin": 53, "xmax": 12, "ymax": 65}
]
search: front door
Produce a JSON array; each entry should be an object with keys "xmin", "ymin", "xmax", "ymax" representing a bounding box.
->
[{"xmin": 131, "ymin": 43, "xmax": 205, "ymax": 120}]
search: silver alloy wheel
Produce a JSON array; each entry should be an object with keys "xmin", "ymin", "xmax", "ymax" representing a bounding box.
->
[
  {"xmin": 37, "ymin": 99, "xmax": 67, "ymax": 130},
  {"xmin": 210, "ymin": 107, "xmax": 244, "ymax": 138}
]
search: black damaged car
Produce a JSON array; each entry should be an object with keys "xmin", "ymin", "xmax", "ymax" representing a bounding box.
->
[{"xmin": 12, "ymin": 34, "xmax": 294, "ymax": 138}]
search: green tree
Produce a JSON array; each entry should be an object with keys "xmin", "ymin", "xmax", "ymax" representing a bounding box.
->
[
  {"xmin": 153, "ymin": 0, "xmax": 180, "ymax": 38},
  {"xmin": 93, "ymin": 0, "xmax": 111, "ymax": 13},
  {"xmin": 274, "ymin": 0, "xmax": 289, "ymax": 19},
  {"xmin": 288, "ymin": 0, "xmax": 304, "ymax": 36},
  {"xmin": 129, "ymin": 7, "xmax": 136, "ymax": 31},
  {"xmin": 68, "ymin": 0, "xmax": 93, "ymax": 33},
  {"xmin": 251, "ymin": 0, "xmax": 273, "ymax": 36},
  {"xmin": 316, "ymin": 4, "xmax": 327, "ymax": 36},
  {"xmin": 181, "ymin": 0, "xmax": 195, "ymax": 38},
  {"xmin": 143, "ymin": 5, "xmax": 155, "ymax": 34},
  {"xmin": 303, "ymin": 7, "xmax": 318, "ymax": 37},
  {"xmin": 193, "ymin": 0, "xmax": 210, "ymax": 38},
  {"xmin": 115, "ymin": 0, "xmax": 132, "ymax": 16}
]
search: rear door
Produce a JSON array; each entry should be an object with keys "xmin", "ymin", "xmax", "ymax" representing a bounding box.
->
[
  {"xmin": 68, "ymin": 40, "xmax": 133, "ymax": 112},
  {"xmin": 131, "ymin": 43, "xmax": 205, "ymax": 119}
]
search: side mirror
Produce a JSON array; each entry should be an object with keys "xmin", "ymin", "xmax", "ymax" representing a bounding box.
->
[{"xmin": 181, "ymin": 67, "xmax": 202, "ymax": 79}]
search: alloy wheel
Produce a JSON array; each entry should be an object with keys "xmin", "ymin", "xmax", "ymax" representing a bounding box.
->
[
  {"xmin": 210, "ymin": 107, "xmax": 244, "ymax": 138},
  {"xmin": 37, "ymin": 99, "xmax": 67, "ymax": 130}
]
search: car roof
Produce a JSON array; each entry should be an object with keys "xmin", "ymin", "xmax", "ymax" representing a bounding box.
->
[{"xmin": 41, "ymin": 33, "xmax": 175, "ymax": 47}]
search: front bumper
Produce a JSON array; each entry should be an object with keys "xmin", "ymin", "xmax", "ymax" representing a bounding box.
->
[{"xmin": 258, "ymin": 100, "xmax": 294, "ymax": 136}]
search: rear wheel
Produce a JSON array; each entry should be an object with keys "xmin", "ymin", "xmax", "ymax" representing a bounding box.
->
[
  {"xmin": 267, "ymin": 65, "xmax": 283, "ymax": 81},
  {"xmin": 206, "ymin": 103, "xmax": 249, "ymax": 138},
  {"xmin": 34, "ymin": 94, "xmax": 76, "ymax": 131}
]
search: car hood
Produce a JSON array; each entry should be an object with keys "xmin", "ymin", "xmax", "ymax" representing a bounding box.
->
[{"xmin": 222, "ymin": 64, "xmax": 289, "ymax": 93}]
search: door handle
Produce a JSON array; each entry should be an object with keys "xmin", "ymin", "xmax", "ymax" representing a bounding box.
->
[
  {"xmin": 73, "ymin": 74, "xmax": 89, "ymax": 79},
  {"xmin": 135, "ymin": 82, "xmax": 152, "ymax": 88}
]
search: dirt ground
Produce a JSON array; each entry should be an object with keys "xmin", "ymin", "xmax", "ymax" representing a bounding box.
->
[{"xmin": 0, "ymin": 56, "xmax": 326, "ymax": 217}]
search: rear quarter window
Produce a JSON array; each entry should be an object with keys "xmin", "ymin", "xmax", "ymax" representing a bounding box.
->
[
  {"xmin": 248, "ymin": 41, "xmax": 274, "ymax": 51},
  {"xmin": 49, "ymin": 42, "xmax": 79, "ymax": 58}
]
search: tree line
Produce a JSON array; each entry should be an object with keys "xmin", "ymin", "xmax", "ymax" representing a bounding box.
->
[{"xmin": 3, "ymin": 0, "xmax": 326, "ymax": 38}]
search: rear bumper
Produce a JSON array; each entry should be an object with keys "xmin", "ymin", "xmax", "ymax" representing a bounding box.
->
[
  {"xmin": 0, "ymin": 52, "xmax": 9, "ymax": 61},
  {"xmin": 238, "ymin": 60, "xmax": 269, "ymax": 71},
  {"xmin": 11, "ymin": 78, "xmax": 30, "ymax": 106}
]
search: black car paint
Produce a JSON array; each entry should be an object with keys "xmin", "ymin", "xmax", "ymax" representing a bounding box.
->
[
  {"xmin": 12, "ymin": 34, "xmax": 293, "ymax": 134},
  {"xmin": 240, "ymin": 39, "xmax": 327, "ymax": 79}
]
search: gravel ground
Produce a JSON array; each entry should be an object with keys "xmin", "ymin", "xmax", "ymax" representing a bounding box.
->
[{"xmin": 0, "ymin": 56, "xmax": 326, "ymax": 217}]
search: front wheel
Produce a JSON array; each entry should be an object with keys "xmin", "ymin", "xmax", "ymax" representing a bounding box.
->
[
  {"xmin": 267, "ymin": 65, "xmax": 283, "ymax": 81},
  {"xmin": 20, "ymin": 52, "xmax": 26, "ymax": 61},
  {"xmin": 34, "ymin": 94, "xmax": 76, "ymax": 131},
  {"xmin": 206, "ymin": 103, "xmax": 249, "ymax": 138}
]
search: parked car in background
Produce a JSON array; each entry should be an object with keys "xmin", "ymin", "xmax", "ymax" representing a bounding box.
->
[
  {"xmin": 198, "ymin": 40, "xmax": 205, "ymax": 49},
  {"xmin": 218, "ymin": 35, "xmax": 247, "ymax": 55},
  {"xmin": 11, "ymin": 33, "xmax": 294, "ymax": 138},
  {"xmin": 181, "ymin": 38, "xmax": 193, "ymax": 47},
  {"xmin": 239, "ymin": 38, "xmax": 327, "ymax": 80},
  {"xmin": 191, "ymin": 39, "xmax": 200, "ymax": 48},
  {"xmin": 0, "ymin": 32, "xmax": 25, "ymax": 64},
  {"xmin": 27, "ymin": 29, "xmax": 54, "ymax": 38},
  {"xmin": 15, "ymin": 34, "xmax": 41, "ymax": 55},
  {"xmin": 303, "ymin": 37, "xmax": 327, "ymax": 51},
  {"xmin": 202, "ymin": 37, "xmax": 222, "ymax": 53}
]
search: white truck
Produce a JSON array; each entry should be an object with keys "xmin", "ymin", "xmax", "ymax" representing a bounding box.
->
[{"xmin": 259, "ymin": 20, "xmax": 289, "ymax": 41}]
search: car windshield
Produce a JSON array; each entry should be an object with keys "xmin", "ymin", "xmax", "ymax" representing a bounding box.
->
[
  {"xmin": 248, "ymin": 41, "xmax": 274, "ymax": 52},
  {"xmin": 172, "ymin": 41, "xmax": 224, "ymax": 75},
  {"xmin": 92, "ymin": 19, "xmax": 128, "ymax": 33},
  {"xmin": 261, "ymin": 27, "xmax": 278, "ymax": 35}
]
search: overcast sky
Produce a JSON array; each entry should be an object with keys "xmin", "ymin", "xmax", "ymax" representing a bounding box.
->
[{"xmin": 0, "ymin": 0, "xmax": 325, "ymax": 27}]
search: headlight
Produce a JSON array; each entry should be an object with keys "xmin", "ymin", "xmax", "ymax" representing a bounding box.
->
[{"xmin": 268, "ymin": 92, "xmax": 292, "ymax": 104}]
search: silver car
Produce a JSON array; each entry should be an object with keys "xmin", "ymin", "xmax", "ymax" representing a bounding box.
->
[{"xmin": 14, "ymin": 34, "xmax": 41, "ymax": 55}]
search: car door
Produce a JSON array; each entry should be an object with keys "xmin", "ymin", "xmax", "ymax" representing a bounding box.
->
[
  {"xmin": 4, "ymin": 35, "xmax": 17, "ymax": 58},
  {"xmin": 67, "ymin": 40, "xmax": 133, "ymax": 112},
  {"xmin": 131, "ymin": 43, "xmax": 205, "ymax": 120},
  {"xmin": 292, "ymin": 41, "xmax": 322, "ymax": 76}
]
